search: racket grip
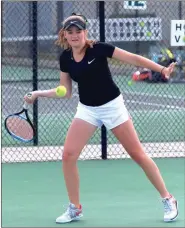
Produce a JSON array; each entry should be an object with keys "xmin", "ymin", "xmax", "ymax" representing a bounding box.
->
[
  {"xmin": 23, "ymin": 92, "xmax": 32, "ymax": 109},
  {"xmin": 23, "ymin": 102, "xmax": 29, "ymax": 110}
]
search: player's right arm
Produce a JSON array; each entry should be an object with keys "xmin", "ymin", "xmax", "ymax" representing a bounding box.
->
[
  {"xmin": 59, "ymin": 71, "xmax": 72, "ymax": 98},
  {"xmin": 25, "ymin": 51, "xmax": 72, "ymax": 104},
  {"xmin": 24, "ymin": 72, "xmax": 72, "ymax": 104}
]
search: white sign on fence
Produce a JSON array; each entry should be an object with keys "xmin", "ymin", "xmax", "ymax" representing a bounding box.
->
[
  {"xmin": 124, "ymin": 1, "xmax": 147, "ymax": 10},
  {"xmin": 171, "ymin": 20, "xmax": 185, "ymax": 46},
  {"xmin": 88, "ymin": 18, "xmax": 162, "ymax": 42}
]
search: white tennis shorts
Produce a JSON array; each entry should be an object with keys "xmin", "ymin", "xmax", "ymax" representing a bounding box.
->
[{"xmin": 74, "ymin": 94, "xmax": 130, "ymax": 130}]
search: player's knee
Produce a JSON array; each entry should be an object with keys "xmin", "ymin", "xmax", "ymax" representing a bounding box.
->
[
  {"xmin": 130, "ymin": 152, "xmax": 147, "ymax": 165},
  {"xmin": 62, "ymin": 148, "xmax": 78, "ymax": 162}
]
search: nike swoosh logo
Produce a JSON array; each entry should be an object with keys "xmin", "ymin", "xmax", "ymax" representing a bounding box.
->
[{"xmin": 88, "ymin": 58, "xmax": 95, "ymax": 64}]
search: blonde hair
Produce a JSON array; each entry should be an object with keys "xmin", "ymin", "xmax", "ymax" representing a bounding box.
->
[{"xmin": 55, "ymin": 15, "xmax": 95, "ymax": 51}]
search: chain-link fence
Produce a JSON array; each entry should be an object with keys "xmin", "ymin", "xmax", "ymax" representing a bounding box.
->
[{"xmin": 2, "ymin": 1, "xmax": 185, "ymax": 163}]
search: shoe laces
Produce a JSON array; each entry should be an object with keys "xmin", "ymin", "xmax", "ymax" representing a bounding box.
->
[
  {"xmin": 63, "ymin": 203, "xmax": 78, "ymax": 218},
  {"xmin": 163, "ymin": 198, "xmax": 173, "ymax": 214}
]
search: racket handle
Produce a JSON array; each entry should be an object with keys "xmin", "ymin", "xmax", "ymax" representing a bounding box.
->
[
  {"xmin": 23, "ymin": 102, "xmax": 29, "ymax": 110},
  {"xmin": 23, "ymin": 92, "xmax": 33, "ymax": 109}
]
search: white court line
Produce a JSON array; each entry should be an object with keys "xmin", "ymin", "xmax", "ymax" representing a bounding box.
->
[
  {"xmin": 2, "ymin": 35, "xmax": 58, "ymax": 42},
  {"xmin": 73, "ymin": 93, "xmax": 184, "ymax": 110},
  {"xmin": 129, "ymin": 109, "xmax": 184, "ymax": 113},
  {"xmin": 6, "ymin": 84, "xmax": 31, "ymax": 90},
  {"xmin": 5, "ymin": 89, "xmax": 184, "ymax": 110},
  {"xmin": 73, "ymin": 90, "xmax": 184, "ymax": 101},
  {"xmin": 6, "ymin": 83, "xmax": 184, "ymax": 100},
  {"xmin": 39, "ymin": 107, "xmax": 184, "ymax": 116},
  {"xmin": 123, "ymin": 90, "xmax": 184, "ymax": 100},
  {"xmin": 125, "ymin": 99, "xmax": 185, "ymax": 110}
]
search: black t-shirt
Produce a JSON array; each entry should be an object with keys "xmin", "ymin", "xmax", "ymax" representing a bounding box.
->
[{"xmin": 59, "ymin": 42, "xmax": 121, "ymax": 106}]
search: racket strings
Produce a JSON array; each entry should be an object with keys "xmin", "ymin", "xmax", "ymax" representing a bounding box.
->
[{"xmin": 6, "ymin": 116, "xmax": 34, "ymax": 140}]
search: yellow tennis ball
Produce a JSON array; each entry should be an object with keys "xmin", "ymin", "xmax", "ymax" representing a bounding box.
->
[
  {"xmin": 147, "ymin": 31, "xmax": 152, "ymax": 37},
  {"xmin": 128, "ymin": 80, "xmax": 133, "ymax": 86},
  {"xmin": 55, "ymin": 86, "xmax": 67, "ymax": 97},
  {"xmin": 139, "ymin": 21, "xmax": 145, "ymax": 27}
]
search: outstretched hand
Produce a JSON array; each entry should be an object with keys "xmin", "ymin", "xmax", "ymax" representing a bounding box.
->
[{"xmin": 163, "ymin": 62, "xmax": 177, "ymax": 79}]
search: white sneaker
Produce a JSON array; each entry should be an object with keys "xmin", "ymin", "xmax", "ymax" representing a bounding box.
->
[
  {"xmin": 162, "ymin": 195, "xmax": 178, "ymax": 222},
  {"xmin": 56, "ymin": 203, "xmax": 83, "ymax": 224}
]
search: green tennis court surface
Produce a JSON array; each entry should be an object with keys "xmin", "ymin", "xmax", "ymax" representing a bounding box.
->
[{"xmin": 2, "ymin": 158, "xmax": 184, "ymax": 227}]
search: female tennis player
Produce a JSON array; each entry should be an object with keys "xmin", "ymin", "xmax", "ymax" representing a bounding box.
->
[{"xmin": 24, "ymin": 13, "xmax": 178, "ymax": 224}]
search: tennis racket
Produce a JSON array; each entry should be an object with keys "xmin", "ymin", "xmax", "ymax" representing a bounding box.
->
[{"xmin": 4, "ymin": 94, "xmax": 36, "ymax": 143}]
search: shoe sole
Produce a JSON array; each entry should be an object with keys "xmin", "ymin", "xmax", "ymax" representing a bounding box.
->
[
  {"xmin": 164, "ymin": 201, "xmax": 178, "ymax": 222},
  {"xmin": 56, "ymin": 214, "xmax": 83, "ymax": 224}
]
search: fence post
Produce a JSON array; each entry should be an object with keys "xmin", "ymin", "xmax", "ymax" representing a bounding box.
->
[
  {"xmin": 135, "ymin": 9, "xmax": 140, "ymax": 55},
  {"xmin": 99, "ymin": 1, "xmax": 107, "ymax": 160},
  {"xmin": 178, "ymin": 1, "xmax": 183, "ymax": 79},
  {"xmin": 32, "ymin": 1, "xmax": 38, "ymax": 146},
  {"xmin": 178, "ymin": 1, "xmax": 182, "ymax": 19}
]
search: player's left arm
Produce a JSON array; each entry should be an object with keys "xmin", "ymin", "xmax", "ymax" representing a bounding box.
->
[{"xmin": 112, "ymin": 47, "xmax": 176, "ymax": 79}]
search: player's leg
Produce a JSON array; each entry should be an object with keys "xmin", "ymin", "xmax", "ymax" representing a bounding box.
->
[
  {"xmin": 56, "ymin": 118, "xmax": 97, "ymax": 223},
  {"xmin": 112, "ymin": 119, "xmax": 169, "ymax": 196},
  {"xmin": 62, "ymin": 118, "xmax": 97, "ymax": 206},
  {"xmin": 111, "ymin": 119, "xmax": 178, "ymax": 222}
]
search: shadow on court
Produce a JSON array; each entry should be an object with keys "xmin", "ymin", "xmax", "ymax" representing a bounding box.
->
[{"xmin": 2, "ymin": 158, "xmax": 184, "ymax": 227}]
